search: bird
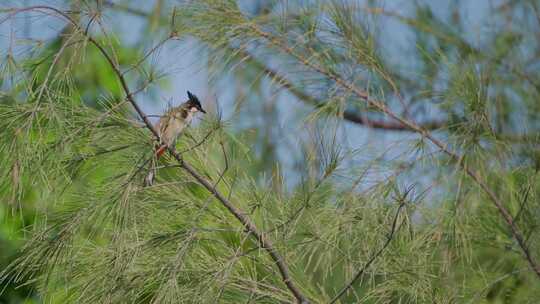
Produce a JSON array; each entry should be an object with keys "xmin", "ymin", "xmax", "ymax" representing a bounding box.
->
[{"xmin": 144, "ymin": 91, "xmax": 206, "ymax": 186}]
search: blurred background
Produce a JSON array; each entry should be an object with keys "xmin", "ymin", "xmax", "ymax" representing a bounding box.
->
[{"xmin": 1, "ymin": 0, "xmax": 539, "ymax": 303}]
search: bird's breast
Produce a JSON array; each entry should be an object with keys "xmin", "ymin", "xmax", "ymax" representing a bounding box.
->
[{"xmin": 169, "ymin": 117, "xmax": 188, "ymax": 137}]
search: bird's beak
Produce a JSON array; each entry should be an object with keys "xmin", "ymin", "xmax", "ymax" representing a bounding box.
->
[{"xmin": 199, "ymin": 107, "xmax": 206, "ymax": 114}]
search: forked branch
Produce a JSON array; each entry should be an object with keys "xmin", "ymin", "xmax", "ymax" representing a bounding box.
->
[
  {"xmin": 4, "ymin": 6, "xmax": 309, "ymax": 304},
  {"xmin": 251, "ymin": 24, "xmax": 540, "ymax": 278}
]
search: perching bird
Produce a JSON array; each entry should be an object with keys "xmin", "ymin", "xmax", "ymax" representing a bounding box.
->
[{"xmin": 145, "ymin": 91, "xmax": 206, "ymax": 186}]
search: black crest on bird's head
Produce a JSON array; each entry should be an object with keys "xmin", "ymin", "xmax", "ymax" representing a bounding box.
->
[{"xmin": 186, "ymin": 91, "xmax": 206, "ymax": 113}]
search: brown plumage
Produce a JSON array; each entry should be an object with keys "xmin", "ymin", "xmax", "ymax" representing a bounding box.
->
[
  {"xmin": 144, "ymin": 91, "xmax": 206, "ymax": 186},
  {"xmin": 154, "ymin": 105, "xmax": 192, "ymax": 158}
]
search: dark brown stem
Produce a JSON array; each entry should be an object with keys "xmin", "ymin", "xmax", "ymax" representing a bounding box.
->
[
  {"xmin": 252, "ymin": 25, "xmax": 540, "ymax": 279},
  {"xmin": 239, "ymin": 48, "xmax": 444, "ymax": 131},
  {"xmin": 109, "ymin": 1, "xmax": 539, "ymax": 277},
  {"xmin": 4, "ymin": 6, "xmax": 310, "ymax": 303},
  {"xmin": 103, "ymin": 2, "xmax": 539, "ymax": 142},
  {"xmin": 100, "ymin": 1, "xmax": 442, "ymax": 132}
]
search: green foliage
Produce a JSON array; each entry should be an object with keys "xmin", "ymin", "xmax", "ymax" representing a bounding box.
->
[{"xmin": 0, "ymin": 1, "xmax": 539, "ymax": 303}]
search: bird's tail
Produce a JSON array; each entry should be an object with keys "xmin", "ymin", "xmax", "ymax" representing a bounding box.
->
[
  {"xmin": 155, "ymin": 144, "xmax": 167, "ymax": 158},
  {"xmin": 144, "ymin": 156, "xmax": 156, "ymax": 187},
  {"xmin": 144, "ymin": 144, "xmax": 167, "ymax": 186}
]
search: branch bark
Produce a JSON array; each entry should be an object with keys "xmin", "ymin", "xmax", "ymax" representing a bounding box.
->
[
  {"xmin": 105, "ymin": 2, "xmax": 423, "ymax": 132},
  {"xmin": 251, "ymin": 25, "xmax": 540, "ymax": 278},
  {"xmin": 103, "ymin": 1, "xmax": 539, "ymax": 143},
  {"xmin": 5, "ymin": 6, "xmax": 309, "ymax": 303},
  {"xmin": 103, "ymin": 1, "xmax": 446, "ymax": 132},
  {"xmin": 238, "ymin": 48, "xmax": 444, "ymax": 131}
]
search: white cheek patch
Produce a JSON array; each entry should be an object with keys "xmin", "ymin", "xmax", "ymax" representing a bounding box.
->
[{"xmin": 190, "ymin": 107, "xmax": 198, "ymax": 113}]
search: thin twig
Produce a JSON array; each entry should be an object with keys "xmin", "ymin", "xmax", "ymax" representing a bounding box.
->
[
  {"xmin": 329, "ymin": 199, "xmax": 407, "ymax": 304},
  {"xmin": 102, "ymin": 0, "xmax": 536, "ymax": 143},
  {"xmin": 514, "ymin": 183, "xmax": 532, "ymax": 223},
  {"xmin": 178, "ymin": 125, "xmax": 220, "ymax": 154},
  {"xmin": 122, "ymin": 36, "xmax": 173, "ymax": 75},
  {"xmin": 252, "ymin": 24, "xmax": 540, "ymax": 278},
  {"xmin": 236, "ymin": 47, "xmax": 444, "ymax": 132},
  {"xmin": 68, "ymin": 144, "xmax": 133, "ymax": 162},
  {"xmin": 213, "ymin": 141, "xmax": 229, "ymax": 188},
  {"xmin": 5, "ymin": 6, "xmax": 309, "ymax": 303},
  {"xmin": 99, "ymin": 2, "xmax": 443, "ymax": 132}
]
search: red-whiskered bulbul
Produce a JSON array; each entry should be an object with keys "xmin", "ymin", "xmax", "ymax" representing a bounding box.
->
[{"xmin": 144, "ymin": 91, "xmax": 206, "ymax": 186}]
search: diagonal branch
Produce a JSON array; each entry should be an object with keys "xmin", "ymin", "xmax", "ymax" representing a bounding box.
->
[
  {"xmin": 100, "ymin": 1, "xmax": 539, "ymax": 143},
  {"xmin": 251, "ymin": 24, "xmax": 540, "ymax": 278},
  {"xmin": 102, "ymin": 1, "xmax": 444, "ymax": 132},
  {"xmin": 238, "ymin": 48, "xmax": 445, "ymax": 131},
  {"xmin": 5, "ymin": 6, "xmax": 310, "ymax": 304},
  {"xmin": 103, "ymin": 1, "xmax": 537, "ymax": 142}
]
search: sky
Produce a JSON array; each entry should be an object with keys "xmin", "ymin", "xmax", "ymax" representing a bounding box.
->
[{"xmin": 0, "ymin": 0, "xmax": 503, "ymax": 188}]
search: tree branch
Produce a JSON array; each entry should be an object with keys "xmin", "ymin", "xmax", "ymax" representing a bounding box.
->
[
  {"xmin": 238, "ymin": 48, "xmax": 444, "ymax": 131},
  {"xmin": 104, "ymin": 1, "xmax": 538, "ymax": 142},
  {"xmin": 102, "ymin": 1, "xmax": 444, "ymax": 132},
  {"xmin": 251, "ymin": 24, "xmax": 540, "ymax": 278},
  {"xmin": 103, "ymin": 1, "xmax": 538, "ymax": 143},
  {"xmin": 5, "ymin": 6, "xmax": 310, "ymax": 303},
  {"xmin": 110, "ymin": 0, "xmax": 540, "ymax": 281}
]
